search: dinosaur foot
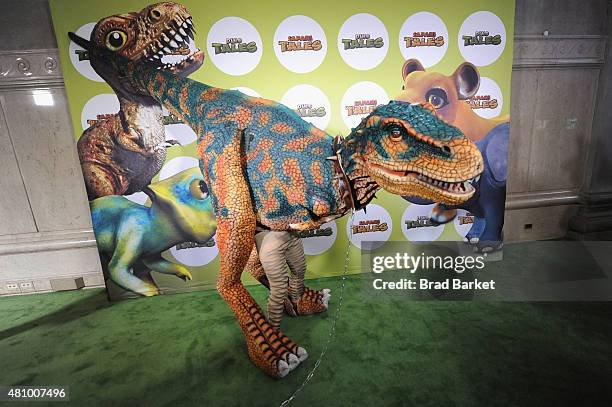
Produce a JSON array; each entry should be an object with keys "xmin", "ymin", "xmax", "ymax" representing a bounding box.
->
[
  {"xmin": 245, "ymin": 304, "xmax": 308, "ymax": 378},
  {"xmin": 284, "ymin": 287, "xmax": 331, "ymax": 317}
]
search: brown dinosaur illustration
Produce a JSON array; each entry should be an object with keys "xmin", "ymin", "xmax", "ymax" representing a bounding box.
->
[{"xmin": 77, "ymin": 2, "xmax": 203, "ymax": 199}]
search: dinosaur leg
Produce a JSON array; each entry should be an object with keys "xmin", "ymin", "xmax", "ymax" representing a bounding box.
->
[
  {"xmin": 245, "ymin": 244, "xmax": 331, "ymax": 317},
  {"xmin": 208, "ymin": 146, "xmax": 306, "ymax": 378},
  {"xmin": 142, "ymin": 255, "xmax": 193, "ymax": 281},
  {"xmin": 254, "ymin": 230, "xmax": 292, "ymax": 329},
  {"xmin": 285, "ymin": 235, "xmax": 331, "ymax": 316},
  {"xmin": 107, "ymin": 241, "xmax": 160, "ymax": 296},
  {"xmin": 245, "ymin": 245, "xmax": 270, "ymax": 288}
]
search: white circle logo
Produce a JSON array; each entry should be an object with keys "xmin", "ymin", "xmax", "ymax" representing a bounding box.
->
[
  {"xmin": 467, "ymin": 76, "xmax": 503, "ymax": 119},
  {"xmin": 69, "ymin": 22, "xmax": 105, "ymax": 82},
  {"xmin": 453, "ymin": 209, "xmax": 475, "ymax": 238},
  {"xmin": 207, "ymin": 17, "xmax": 262, "ymax": 76},
  {"xmin": 399, "ymin": 12, "xmax": 449, "ymax": 68},
  {"xmin": 81, "ymin": 93, "xmax": 119, "ymax": 130},
  {"xmin": 159, "ymin": 156, "xmax": 199, "ymax": 181},
  {"xmin": 401, "ymin": 204, "xmax": 445, "ymax": 242},
  {"xmin": 170, "ymin": 235, "xmax": 219, "ymax": 267},
  {"xmin": 347, "ymin": 204, "xmax": 392, "ymax": 250},
  {"xmin": 458, "ymin": 11, "xmax": 506, "ymax": 66},
  {"xmin": 340, "ymin": 81, "xmax": 389, "ymax": 129},
  {"xmin": 281, "ymin": 84, "xmax": 331, "ymax": 129},
  {"xmin": 231, "ymin": 86, "xmax": 261, "ymax": 98},
  {"xmin": 301, "ymin": 220, "xmax": 338, "ymax": 255},
  {"xmin": 274, "ymin": 15, "xmax": 327, "ymax": 74},
  {"xmin": 337, "ymin": 13, "xmax": 389, "ymax": 70}
]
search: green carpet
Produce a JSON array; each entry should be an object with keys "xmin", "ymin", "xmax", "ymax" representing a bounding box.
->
[{"xmin": 1, "ymin": 275, "xmax": 611, "ymax": 406}]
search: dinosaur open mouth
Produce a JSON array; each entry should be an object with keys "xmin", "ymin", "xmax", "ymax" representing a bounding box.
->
[
  {"xmin": 141, "ymin": 16, "xmax": 203, "ymax": 76},
  {"xmin": 370, "ymin": 163, "xmax": 480, "ymax": 197}
]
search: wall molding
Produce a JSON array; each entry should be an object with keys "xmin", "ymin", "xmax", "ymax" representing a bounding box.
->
[
  {"xmin": 0, "ymin": 48, "xmax": 64, "ymax": 89},
  {"xmin": 0, "ymin": 229, "xmax": 96, "ymax": 256},
  {"xmin": 513, "ymin": 35, "xmax": 607, "ymax": 69},
  {"xmin": 506, "ymin": 190, "xmax": 580, "ymax": 210}
]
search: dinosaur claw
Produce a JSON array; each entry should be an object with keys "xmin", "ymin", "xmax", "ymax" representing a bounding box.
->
[
  {"xmin": 277, "ymin": 359, "xmax": 290, "ymax": 378},
  {"xmin": 296, "ymin": 347, "xmax": 308, "ymax": 362},
  {"xmin": 286, "ymin": 353, "xmax": 300, "ymax": 370}
]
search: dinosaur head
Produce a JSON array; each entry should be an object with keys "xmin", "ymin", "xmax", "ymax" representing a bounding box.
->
[
  {"xmin": 143, "ymin": 168, "xmax": 216, "ymax": 244},
  {"xmin": 69, "ymin": 2, "xmax": 203, "ymax": 98},
  {"xmin": 343, "ymin": 101, "xmax": 483, "ymax": 206}
]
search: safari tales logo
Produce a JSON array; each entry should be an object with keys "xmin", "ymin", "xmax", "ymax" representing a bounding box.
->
[{"xmin": 278, "ymin": 35, "xmax": 323, "ymax": 52}]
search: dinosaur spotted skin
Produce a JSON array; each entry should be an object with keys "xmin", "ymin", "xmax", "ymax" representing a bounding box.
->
[
  {"xmin": 75, "ymin": 2, "xmax": 203, "ymax": 200},
  {"xmin": 79, "ymin": 40, "xmax": 484, "ymax": 378}
]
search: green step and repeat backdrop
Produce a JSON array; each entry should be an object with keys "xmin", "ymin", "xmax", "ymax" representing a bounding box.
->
[{"xmin": 49, "ymin": 0, "xmax": 515, "ymax": 296}]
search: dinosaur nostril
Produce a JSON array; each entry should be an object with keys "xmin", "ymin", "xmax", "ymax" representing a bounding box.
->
[{"xmin": 443, "ymin": 146, "xmax": 451, "ymax": 154}]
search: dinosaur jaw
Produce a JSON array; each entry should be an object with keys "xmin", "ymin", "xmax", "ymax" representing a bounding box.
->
[
  {"xmin": 140, "ymin": 16, "xmax": 204, "ymax": 77},
  {"xmin": 366, "ymin": 162, "xmax": 479, "ymax": 205}
]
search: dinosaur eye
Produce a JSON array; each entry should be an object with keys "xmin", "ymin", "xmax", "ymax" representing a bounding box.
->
[
  {"xmin": 425, "ymin": 88, "xmax": 449, "ymax": 109},
  {"xmin": 105, "ymin": 30, "xmax": 127, "ymax": 51},
  {"xmin": 189, "ymin": 179, "xmax": 209, "ymax": 200},
  {"xmin": 386, "ymin": 124, "xmax": 405, "ymax": 142}
]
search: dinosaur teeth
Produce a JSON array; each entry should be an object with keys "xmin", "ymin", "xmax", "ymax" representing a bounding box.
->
[
  {"xmin": 186, "ymin": 17, "xmax": 193, "ymax": 26},
  {"xmin": 169, "ymin": 29, "xmax": 176, "ymax": 36},
  {"xmin": 179, "ymin": 27, "xmax": 187, "ymax": 37},
  {"xmin": 170, "ymin": 40, "xmax": 179, "ymax": 49}
]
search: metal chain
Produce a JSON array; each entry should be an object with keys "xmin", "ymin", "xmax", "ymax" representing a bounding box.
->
[{"xmin": 279, "ymin": 213, "xmax": 355, "ymax": 407}]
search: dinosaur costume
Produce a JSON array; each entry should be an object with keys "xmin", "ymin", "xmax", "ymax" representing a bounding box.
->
[
  {"xmin": 69, "ymin": 30, "xmax": 483, "ymax": 378},
  {"xmin": 91, "ymin": 168, "xmax": 216, "ymax": 297},
  {"xmin": 77, "ymin": 2, "xmax": 203, "ymax": 199}
]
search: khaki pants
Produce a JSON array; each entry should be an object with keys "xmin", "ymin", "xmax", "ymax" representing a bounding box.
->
[{"xmin": 254, "ymin": 230, "xmax": 306, "ymax": 329}]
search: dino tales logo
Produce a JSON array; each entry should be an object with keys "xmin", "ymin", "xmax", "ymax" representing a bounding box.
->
[
  {"xmin": 404, "ymin": 32, "xmax": 445, "ymax": 48},
  {"xmin": 297, "ymin": 226, "xmax": 333, "ymax": 238},
  {"xmin": 467, "ymin": 95, "xmax": 498, "ymax": 110},
  {"xmin": 345, "ymin": 99, "xmax": 379, "ymax": 116},
  {"xmin": 294, "ymin": 104, "xmax": 326, "ymax": 118},
  {"xmin": 405, "ymin": 215, "xmax": 437, "ymax": 230},
  {"xmin": 211, "ymin": 37, "xmax": 257, "ymax": 54},
  {"xmin": 278, "ymin": 35, "xmax": 323, "ymax": 52},
  {"xmin": 341, "ymin": 33, "xmax": 384, "ymax": 50},
  {"xmin": 462, "ymin": 31, "xmax": 502, "ymax": 46},
  {"xmin": 352, "ymin": 219, "xmax": 388, "ymax": 234}
]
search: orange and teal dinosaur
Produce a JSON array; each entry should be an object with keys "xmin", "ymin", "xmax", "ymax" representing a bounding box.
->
[{"xmin": 70, "ymin": 27, "xmax": 483, "ymax": 378}]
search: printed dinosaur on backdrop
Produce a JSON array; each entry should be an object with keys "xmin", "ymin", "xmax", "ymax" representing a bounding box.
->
[
  {"xmin": 76, "ymin": 2, "xmax": 203, "ymax": 200},
  {"xmin": 397, "ymin": 59, "xmax": 509, "ymax": 251},
  {"xmin": 68, "ymin": 23, "xmax": 483, "ymax": 377},
  {"xmin": 91, "ymin": 168, "xmax": 216, "ymax": 298}
]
